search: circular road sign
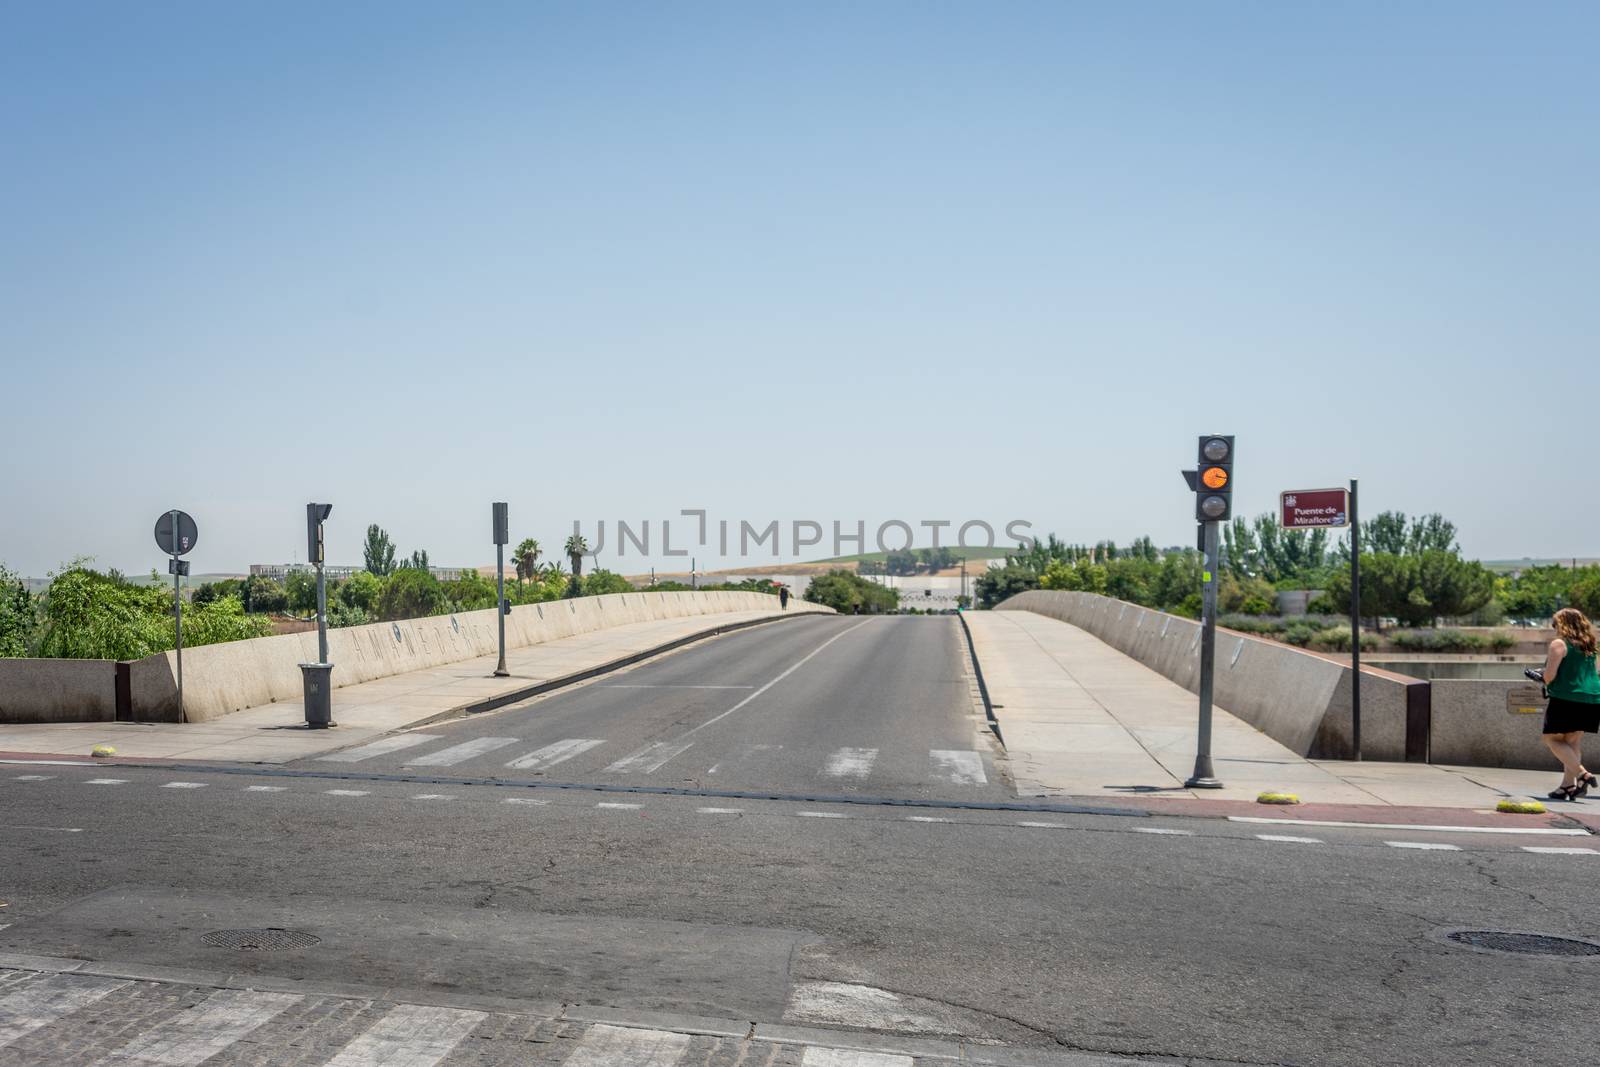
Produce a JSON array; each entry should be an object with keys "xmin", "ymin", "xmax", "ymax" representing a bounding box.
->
[{"xmin": 154, "ymin": 511, "xmax": 199, "ymax": 556}]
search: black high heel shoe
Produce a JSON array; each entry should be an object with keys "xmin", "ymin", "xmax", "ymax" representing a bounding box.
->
[
  {"xmin": 1580, "ymin": 771, "xmax": 1598, "ymax": 791},
  {"xmin": 1549, "ymin": 783, "xmax": 1584, "ymax": 801}
]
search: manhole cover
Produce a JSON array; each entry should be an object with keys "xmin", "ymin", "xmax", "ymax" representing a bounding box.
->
[
  {"xmin": 201, "ymin": 928, "xmax": 321, "ymax": 951},
  {"xmin": 1440, "ymin": 929, "xmax": 1600, "ymax": 957}
]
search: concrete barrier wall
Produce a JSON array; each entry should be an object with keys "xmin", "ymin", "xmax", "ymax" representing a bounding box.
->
[
  {"xmin": 3, "ymin": 591, "xmax": 829, "ymax": 725},
  {"xmin": 1430, "ymin": 679, "xmax": 1560, "ymax": 770},
  {"xmin": 0, "ymin": 659, "xmax": 118, "ymax": 724},
  {"xmin": 997, "ymin": 590, "xmax": 1414, "ymax": 760}
]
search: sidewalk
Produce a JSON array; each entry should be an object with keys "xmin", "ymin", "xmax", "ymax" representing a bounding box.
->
[
  {"xmin": 0, "ymin": 609, "xmax": 810, "ymax": 765},
  {"xmin": 965, "ymin": 610, "xmax": 1578, "ymax": 814}
]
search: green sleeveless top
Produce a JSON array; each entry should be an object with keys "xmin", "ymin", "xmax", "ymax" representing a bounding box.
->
[{"xmin": 1549, "ymin": 640, "xmax": 1600, "ymax": 703}]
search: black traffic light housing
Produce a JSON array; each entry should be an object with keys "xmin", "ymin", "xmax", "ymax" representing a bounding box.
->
[
  {"xmin": 306, "ymin": 503, "xmax": 333, "ymax": 564},
  {"xmin": 1194, "ymin": 435, "xmax": 1234, "ymax": 522}
]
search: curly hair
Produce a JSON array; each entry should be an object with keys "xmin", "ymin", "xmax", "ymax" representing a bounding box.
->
[{"xmin": 1553, "ymin": 607, "xmax": 1598, "ymax": 656}]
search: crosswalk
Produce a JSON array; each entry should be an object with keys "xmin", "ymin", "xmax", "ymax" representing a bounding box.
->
[
  {"xmin": 311, "ymin": 734, "xmax": 995, "ymax": 788},
  {"xmin": 0, "ymin": 972, "xmax": 925, "ymax": 1066}
]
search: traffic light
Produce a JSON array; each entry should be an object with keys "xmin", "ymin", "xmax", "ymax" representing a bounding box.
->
[
  {"xmin": 1194, "ymin": 435, "xmax": 1233, "ymax": 522},
  {"xmin": 306, "ymin": 503, "xmax": 333, "ymax": 564}
]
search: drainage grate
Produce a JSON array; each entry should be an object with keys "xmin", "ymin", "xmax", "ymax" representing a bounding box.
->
[
  {"xmin": 1441, "ymin": 929, "xmax": 1600, "ymax": 957},
  {"xmin": 201, "ymin": 928, "xmax": 321, "ymax": 951}
]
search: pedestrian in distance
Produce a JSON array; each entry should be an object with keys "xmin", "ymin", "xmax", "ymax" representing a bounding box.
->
[
  {"xmin": 1535, "ymin": 607, "xmax": 1600, "ymax": 800},
  {"xmin": 778, "ymin": 585, "xmax": 790, "ymax": 610}
]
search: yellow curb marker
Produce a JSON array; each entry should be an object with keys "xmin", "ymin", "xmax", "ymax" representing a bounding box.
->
[
  {"xmin": 90, "ymin": 745, "xmax": 116, "ymax": 758},
  {"xmin": 1256, "ymin": 792, "xmax": 1301, "ymax": 805},
  {"xmin": 1496, "ymin": 799, "xmax": 1546, "ymax": 815}
]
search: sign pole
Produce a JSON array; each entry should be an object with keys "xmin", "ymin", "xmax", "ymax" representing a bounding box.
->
[
  {"xmin": 1349, "ymin": 478, "xmax": 1361, "ymax": 761},
  {"xmin": 170, "ymin": 510, "xmax": 183, "ymax": 718},
  {"xmin": 1186, "ymin": 519, "xmax": 1223, "ymax": 788},
  {"xmin": 493, "ymin": 502, "xmax": 509, "ymax": 677}
]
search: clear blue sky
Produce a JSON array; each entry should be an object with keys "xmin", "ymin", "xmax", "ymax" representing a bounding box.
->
[{"xmin": 3, "ymin": 2, "xmax": 1596, "ymax": 577}]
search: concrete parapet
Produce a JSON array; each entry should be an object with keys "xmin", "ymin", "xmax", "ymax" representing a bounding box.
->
[
  {"xmin": 0, "ymin": 659, "xmax": 118, "ymax": 723},
  {"xmin": 1430, "ymin": 679, "xmax": 1561, "ymax": 770}
]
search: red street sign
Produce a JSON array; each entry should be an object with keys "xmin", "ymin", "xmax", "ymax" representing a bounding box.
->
[{"xmin": 1280, "ymin": 488, "xmax": 1350, "ymax": 529}]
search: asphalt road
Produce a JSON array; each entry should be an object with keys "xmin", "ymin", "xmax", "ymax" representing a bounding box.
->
[{"xmin": 3, "ymin": 617, "xmax": 1599, "ymax": 1066}]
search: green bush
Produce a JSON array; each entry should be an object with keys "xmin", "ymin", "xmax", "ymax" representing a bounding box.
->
[
  {"xmin": 1489, "ymin": 633, "xmax": 1516, "ymax": 651},
  {"xmin": 1307, "ymin": 626, "xmax": 1381, "ymax": 653},
  {"xmin": 1217, "ymin": 615, "xmax": 1285, "ymax": 635},
  {"xmin": 1305, "ymin": 594, "xmax": 1338, "ymax": 614},
  {"xmin": 1238, "ymin": 597, "xmax": 1274, "ymax": 616},
  {"xmin": 377, "ymin": 567, "xmax": 448, "ymax": 621},
  {"xmin": 805, "ymin": 570, "xmax": 898, "ymax": 614},
  {"xmin": 1388, "ymin": 628, "xmax": 1505, "ymax": 653}
]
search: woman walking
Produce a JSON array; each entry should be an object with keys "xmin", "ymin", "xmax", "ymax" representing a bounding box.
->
[{"xmin": 1539, "ymin": 607, "xmax": 1600, "ymax": 800}]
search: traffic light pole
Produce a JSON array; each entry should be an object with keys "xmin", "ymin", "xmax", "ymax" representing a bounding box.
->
[
  {"xmin": 1186, "ymin": 519, "xmax": 1224, "ymax": 789},
  {"xmin": 1349, "ymin": 478, "xmax": 1361, "ymax": 761}
]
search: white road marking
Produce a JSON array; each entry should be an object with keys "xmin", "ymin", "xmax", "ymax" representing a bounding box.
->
[
  {"xmin": 907, "ymin": 816, "xmax": 951, "ymax": 823},
  {"xmin": 161, "ymin": 782, "xmax": 206, "ymax": 790},
  {"xmin": 802, "ymin": 1048, "xmax": 914, "ymax": 1067},
  {"xmin": 325, "ymin": 790, "xmax": 370, "ymax": 797},
  {"xmin": 1257, "ymin": 834, "xmax": 1323, "ymax": 844},
  {"xmin": 1230, "ymin": 816, "xmax": 1587, "ymax": 836},
  {"xmin": 12, "ymin": 775, "xmax": 54, "ymax": 781},
  {"xmin": 2, "ymin": 826, "xmax": 84, "ymax": 833},
  {"xmin": 562, "ymin": 1023, "xmax": 691, "ymax": 1067},
  {"xmin": 0, "ymin": 759, "xmax": 96, "ymax": 766},
  {"xmin": 929, "ymin": 749, "xmax": 987, "ymax": 786},
  {"xmin": 316, "ymin": 734, "xmax": 442, "ymax": 763},
  {"xmin": 245, "ymin": 786, "xmax": 286, "ymax": 792},
  {"xmin": 799, "ymin": 811, "xmax": 848, "ymax": 819},
  {"xmin": 1018, "ymin": 821, "xmax": 1068, "ymax": 829},
  {"xmin": 1522, "ymin": 846, "xmax": 1600, "ymax": 855},
  {"xmin": 824, "ymin": 747, "xmax": 878, "ymax": 779},
  {"xmin": 1386, "ymin": 841, "xmax": 1461, "ymax": 851},
  {"xmin": 100, "ymin": 988, "xmax": 300, "ymax": 1064},
  {"xmin": 324, "ymin": 1003, "xmax": 486, "ymax": 1067},
  {"xmin": 697, "ymin": 807, "xmax": 743, "ymax": 814},
  {"xmin": 597, "ymin": 802, "xmax": 642, "ymax": 810},
  {"xmin": 85, "ymin": 779, "xmax": 126, "ymax": 785},
  {"xmin": 505, "ymin": 738, "xmax": 605, "ymax": 771},
  {"xmin": 411, "ymin": 794, "xmax": 456, "ymax": 801},
  {"xmin": 602, "ymin": 684, "xmax": 755, "ymax": 689},
  {"xmin": 1135, "ymin": 827, "xmax": 1193, "ymax": 836},
  {"xmin": 604, "ymin": 741, "xmax": 694, "ymax": 775},
  {"xmin": 502, "ymin": 797, "xmax": 549, "ymax": 806},
  {"xmin": 0, "ymin": 972, "xmax": 128, "ymax": 1049},
  {"xmin": 405, "ymin": 737, "xmax": 519, "ymax": 767},
  {"xmin": 678, "ymin": 619, "xmax": 875, "ymax": 739}
]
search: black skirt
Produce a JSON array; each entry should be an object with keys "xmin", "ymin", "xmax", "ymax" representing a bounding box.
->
[{"xmin": 1544, "ymin": 696, "xmax": 1600, "ymax": 735}]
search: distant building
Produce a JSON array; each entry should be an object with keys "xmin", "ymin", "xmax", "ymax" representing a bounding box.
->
[{"xmin": 249, "ymin": 564, "xmax": 467, "ymax": 582}]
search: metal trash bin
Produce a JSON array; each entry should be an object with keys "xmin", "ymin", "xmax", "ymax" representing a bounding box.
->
[{"xmin": 299, "ymin": 662, "xmax": 335, "ymax": 728}]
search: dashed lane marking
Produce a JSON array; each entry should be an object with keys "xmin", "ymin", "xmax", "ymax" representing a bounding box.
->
[
  {"xmin": 597, "ymin": 802, "xmax": 642, "ymax": 810},
  {"xmin": 601, "ymin": 684, "xmax": 755, "ymax": 689},
  {"xmin": 504, "ymin": 738, "xmax": 604, "ymax": 771},
  {"xmin": 1135, "ymin": 827, "xmax": 1194, "ymax": 836},
  {"xmin": 802, "ymin": 1047, "xmax": 914, "ymax": 1067},
  {"xmin": 244, "ymin": 786, "xmax": 286, "ymax": 792},
  {"xmin": 315, "ymin": 734, "xmax": 443, "ymax": 764},
  {"xmin": 162, "ymin": 782, "xmax": 206, "ymax": 789},
  {"xmin": 85, "ymin": 779, "xmax": 125, "ymax": 785},
  {"xmin": 697, "ymin": 807, "xmax": 743, "ymax": 814},
  {"xmin": 1230, "ymin": 816, "xmax": 1587, "ymax": 836},
  {"xmin": 799, "ymin": 811, "xmax": 849, "ymax": 819},
  {"xmin": 325, "ymin": 790, "xmax": 370, "ymax": 797},
  {"xmin": 411, "ymin": 794, "xmax": 456, "ymax": 801},
  {"xmin": 562, "ymin": 1023, "xmax": 691, "ymax": 1067},
  {"xmin": 1017, "ymin": 821, "xmax": 1068, "ymax": 829},
  {"xmin": 405, "ymin": 737, "xmax": 520, "ymax": 767},
  {"xmin": 1256, "ymin": 834, "xmax": 1323, "ymax": 844},
  {"xmin": 502, "ymin": 797, "xmax": 549, "ymax": 806},
  {"xmin": 1522, "ymin": 846, "xmax": 1600, "ymax": 855},
  {"xmin": 823, "ymin": 747, "xmax": 879, "ymax": 779},
  {"xmin": 929, "ymin": 749, "xmax": 987, "ymax": 786},
  {"xmin": 323, "ymin": 1002, "xmax": 487, "ymax": 1067},
  {"xmin": 0, "ymin": 973, "xmax": 128, "ymax": 1049},
  {"xmin": 11, "ymin": 776, "xmax": 53, "ymax": 782},
  {"xmin": 99, "ymin": 988, "xmax": 300, "ymax": 1065},
  {"xmin": 907, "ymin": 816, "xmax": 951, "ymax": 823},
  {"xmin": 1386, "ymin": 841, "xmax": 1461, "ymax": 851}
]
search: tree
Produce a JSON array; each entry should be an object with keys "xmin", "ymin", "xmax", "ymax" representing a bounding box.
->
[
  {"xmin": 285, "ymin": 570, "xmax": 319, "ymax": 613},
  {"xmin": 804, "ymin": 570, "xmax": 898, "ymax": 614},
  {"xmin": 242, "ymin": 576, "xmax": 288, "ymax": 614},
  {"xmin": 0, "ymin": 564, "xmax": 35, "ymax": 657},
  {"xmin": 444, "ymin": 570, "xmax": 498, "ymax": 611},
  {"xmin": 885, "ymin": 548, "xmax": 920, "ymax": 576},
  {"xmin": 337, "ymin": 571, "xmax": 382, "ymax": 613},
  {"xmin": 377, "ymin": 567, "xmax": 448, "ymax": 621},
  {"xmin": 191, "ymin": 578, "xmax": 242, "ymax": 607},
  {"xmin": 363, "ymin": 525, "xmax": 397, "ymax": 577},
  {"xmin": 513, "ymin": 539, "xmax": 541, "ymax": 582},
  {"xmin": 397, "ymin": 549, "xmax": 430, "ymax": 572},
  {"xmin": 581, "ymin": 570, "xmax": 633, "ymax": 596},
  {"xmin": 1323, "ymin": 550, "xmax": 1493, "ymax": 628},
  {"xmin": 564, "ymin": 534, "xmax": 589, "ymax": 583},
  {"xmin": 974, "ymin": 565, "xmax": 1040, "ymax": 609}
]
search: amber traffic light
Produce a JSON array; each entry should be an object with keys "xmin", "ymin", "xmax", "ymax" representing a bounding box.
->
[{"xmin": 1194, "ymin": 436, "xmax": 1234, "ymax": 521}]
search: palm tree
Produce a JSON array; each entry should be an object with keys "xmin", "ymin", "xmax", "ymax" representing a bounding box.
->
[
  {"xmin": 564, "ymin": 534, "xmax": 589, "ymax": 579},
  {"xmin": 514, "ymin": 539, "xmax": 540, "ymax": 582}
]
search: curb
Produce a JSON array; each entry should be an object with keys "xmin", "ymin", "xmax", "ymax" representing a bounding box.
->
[
  {"xmin": 0, "ymin": 953, "xmax": 1235, "ymax": 1066},
  {"xmin": 956, "ymin": 611, "xmax": 1003, "ymax": 745}
]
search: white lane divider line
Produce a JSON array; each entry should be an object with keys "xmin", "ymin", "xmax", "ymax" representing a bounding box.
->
[
  {"xmin": 100, "ymin": 988, "xmax": 301, "ymax": 1065},
  {"xmin": 929, "ymin": 749, "xmax": 987, "ymax": 786},
  {"xmin": 245, "ymin": 786, "xmax": 287, "ymax": 792},
  {"xmin": 697, "ymin": 807, "xmax": 743, "ymax": 814},
  {"xmin": 678, "ymin": 618, "xmax": 875, "ymax": 739},
  {"xmin": 315, "ymin": 734, "xmax": 443, "ymax": 763},
  {"xmin": 325, "ymin": 790, "xmax": 370, "ymax": 797},
  {"xmin": 411, "ymin": 794, "xmax": 456, "ymax": 801},
  {"xmin": 505, "ymin": 738, "xmax": 605, "ymax": 771},
  {"xmin": 907, "ymin": 816, "xmax": 951, "ymax": 823},
  {"xmin": 823, "ymin": 747, "xmax": 879, "ymax": 779},
  {"xmin": 1230, "ymin": 815, "xmax": 1588, "ymax": 836},
  {"xmin": 323, "ymin": 1002, "xmax": 487, "ymax": 1067},
  {"xmin": 802, "ymin": 1047, "xmax": 915, "ymax": 1067},
  {"xmin": 0, "ymin": 973, "xmax": 129, "ymax": 1049},
  {"xmin": 562, "ymin": 1022, "xmax": 691, "ymax": 1067},
  {"xmin": 597, "ymin": 802, "xmax": 642, "ymax": 810},
  {"xmin": 1136, "ymin": 827, "xmax": 1194, "ymax": 836},
  {"xmin": 799, "ymin": 811, "xmax": 848, "ymax": 819},
  {"xmin": 604, "ymin": 741, "xmax": 694, "ymax": 775},
  {"xmin": 602, "ymin": 684, "xmax": 756, "ymax": 690},
  {"xmin": 85, "ymin": 779, "xmax": 126, "ymax": 786},
  {"xmin": 1522, "ymin": 846, "xmax": 1600, "ymax": 855},
  {"xmin": 1018, "ymin": 821, "xmax": 1068, "ymax": 829},
  {"xmin": 1256, "ymin": 834, "xmax": 1323, "ymax": 844},
  {"xmin": 404, "ymin": 737, "xmax": 520, "ymax": 767},
  {"xmin": 1386, "ymin": 841, "xmax": 1461, "ymax": 851},
  {"xmin": 162, "ymin": 782, "xmax": 207, "ymax": 790},
  {"xmin": 502, "ymin": 797, "xmax": 549, "ymax": 806},
  {"xmin": 12, "ymin": 775, "xmax": 54, "ymax": 782}
]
